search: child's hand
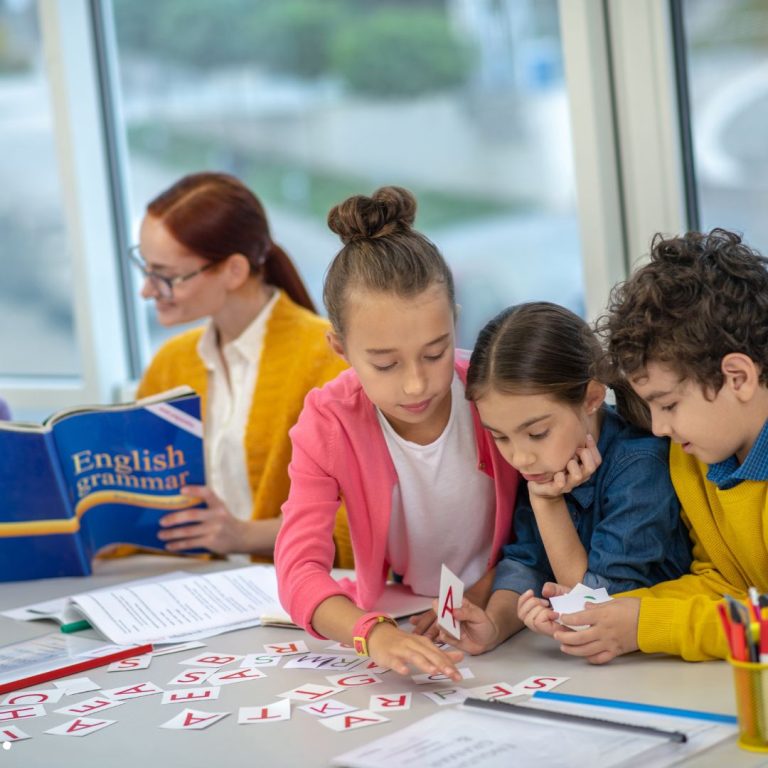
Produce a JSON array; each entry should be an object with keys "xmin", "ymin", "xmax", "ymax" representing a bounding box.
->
[
  {"xmin": 517, "ymin": 589, "xmax": 560, "ymax": 637},
  {"xmin": 433, "ymin": 598, "xmax": 501, "ymax": 655},
  {"xmin": 408, "ymin": 609, "xmax": 440, "ymax": 640},
  {"xmin": 367, "ymin": 622, "xmax": 463, "ymax": 679},
  {"xmin": 527, "ymin": 434, "xmax": 602, "ymax": 499},
  {"xmin": 541, "ymin": 581, "xmax": 572, "ymax": 600},
  {"xmin": 554, "ymin": 597, "xmax": 640, "ymax": 664}
]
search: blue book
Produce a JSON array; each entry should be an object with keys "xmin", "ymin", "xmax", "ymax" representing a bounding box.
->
[{"xmin": 0, "ymin": 387, "xmax": 206, "ymax": 582}]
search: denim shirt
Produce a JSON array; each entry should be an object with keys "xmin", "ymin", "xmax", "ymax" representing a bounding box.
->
[{"xmin": 493, "ymin": 406, "xmax": 692, "ymax": 596}]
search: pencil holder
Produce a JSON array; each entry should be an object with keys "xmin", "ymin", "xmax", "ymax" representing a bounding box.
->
[{"xmin": 729, "ymin": 658, "xmax": 768, "ymax": 752}]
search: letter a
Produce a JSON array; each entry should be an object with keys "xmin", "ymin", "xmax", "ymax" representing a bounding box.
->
[{"xmin": 441, "ymin": 586, "xmax": 457, "ymax": 629}]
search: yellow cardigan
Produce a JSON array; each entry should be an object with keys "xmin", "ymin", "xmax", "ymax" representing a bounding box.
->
[
  {"xmin": 137, "ymin": 291, "xmax": 353, "ymax": 567},
  {"xmin": 620, "ymin": 442, "xmax": 768, "ymax": 660}
]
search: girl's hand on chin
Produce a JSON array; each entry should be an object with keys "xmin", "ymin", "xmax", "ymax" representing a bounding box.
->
[{"xmin": 528, "ymin": 435, "xmax": 602, "ymax": 499}]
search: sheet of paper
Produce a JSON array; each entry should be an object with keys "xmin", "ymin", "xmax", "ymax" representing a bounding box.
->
[
  {"xmin": 331, "ymin": 701, "xmax": 736, "ymax": 768},
  {"xmin": 70, "ymin": 566, "xmax": 284, "ymax": 644},
  {"xmin": 437, "ymin": 564, "xmax": 464, "ymax": 638},
  {"xmin": 522, "ymin": 695, "xmax": 739, "ymax": 768},
  {"xmin": 549, "ymin": 583, "xmax": 612, "ymax": 630},
  {"xmin": 1, "ymin": 571, "xmax": 194, "ymax": 625}
]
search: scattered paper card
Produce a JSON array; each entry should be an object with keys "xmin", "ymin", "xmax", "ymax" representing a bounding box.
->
[
  {"xmin": 0, "ymin": 725, "xmax": 30, "ymax": 743},
  {"xmin": 207, "ymin": 667, "xmax": 267, "ymax": 686},
  {"xmin": 2, "ymin": 688, "xmax": 65, "ymax": 706},
  {"xmin": 325, "ymin": 673, "xmax": 383, "ymax": 688},
  {"xmin": 102, "ymin": 681, "xmax": 163, "ymax": 700},
  {"xmin": 178, "ymin": 652, "xmax": 243, "ymax": 668},
  {"xmin": 160, "ymin": 708, "xmax": 229, "ymax": 730},
  {"xmin": 320, "ymin": 710, "xmax": 389, "ymax": 732},
  {"xmin": 0, "ymin": 704, "xmax": 46, "ymax": 721},
  {"xmin": 411, "ymin": 667, "xmax": 474, "ymax": 685},
  {"xmin": 53, "ymin": 677, "xmax": 100, "ymax": 695},
  {"xmin": 55, "ymin": 696, "xmax": 123, "ymax": 716},
  {"xmin": 263, "ymin": 641, "xmax": 309, "ymax": 656},
  {"xmin": 509, "ymin": 675, "xmax": 569, "ymax": 696},
  {"xmin": 107, "ymin": 654, "xmax": 152, "ymax": 672},
  {"xmin": 369, "ymin": 693, "xmax": 412, "ymax": 712},
  {"xmin": 45, "ymin": 717, "xmax": 116, "ymax": 738},
  {"xmin": 299, "ymin": 699, "xmax": 358, "ymax": 718},
  {"xmin": 421, "ymin": 687, "xmax": 469, "ymax": 706},
  {"xmin": 239, "ymin": 699, "xmax": 291, "ymax": 723},
  {"xmin": 278, "ymin": 683, "xmax": 343, "ymax": 702},
  {"xmin": 167, "ymin": 668, "xmax": 215, "ymax": 686},
  {"xmin": 161, "ymin": 687, "xmax": 220, "ymax": 705},
  {"xmin": 437, "ymin": 564, "xmax": 463, "ymax": 639},
  {"xmin": 465, "ymin": 682, "xmax": 519, "ymax": 701},
  {"xmin": 239, "ymin": 654, "xmax": 282, "ymax": 668},
  {"xmin": 548, "ymin": 583, "xmax": 612, "ymax": 630}
]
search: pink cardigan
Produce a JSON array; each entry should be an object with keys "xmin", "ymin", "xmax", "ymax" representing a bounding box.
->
[{"xmin": 275, "ymin": 356, "xmax": 520, "ymax": 636}]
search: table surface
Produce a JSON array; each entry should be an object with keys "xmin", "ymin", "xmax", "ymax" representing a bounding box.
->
[{"xmin": 0, "ymin": 556, "xmax": 764, "ymax": 768}]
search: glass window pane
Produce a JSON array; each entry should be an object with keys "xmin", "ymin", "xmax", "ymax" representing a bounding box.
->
[
  {"xmin": 112, "ymin": 0, "xmax": 583, "ymax": 354},
  {"xmin": 0, "ymin": 0, "xmax": 80, "ymax": 376},
  {"xmin": 682, "ymin": 0, "xmax": 768, "ymax": 249}
]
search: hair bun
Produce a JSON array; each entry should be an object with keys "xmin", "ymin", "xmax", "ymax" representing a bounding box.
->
[{"xmin": 327, "ymin": 186, "xmax": 417, "ymax": 244}]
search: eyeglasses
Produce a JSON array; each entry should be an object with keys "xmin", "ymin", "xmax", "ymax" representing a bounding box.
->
[{"xmin": 128, "ymin": 245, "xmax": 216, "ymax": 300}]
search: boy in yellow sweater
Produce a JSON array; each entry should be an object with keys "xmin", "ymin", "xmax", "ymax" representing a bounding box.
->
[{"xmin": 549, "ymin": 228, "xmax": 768, "ymax": 662}]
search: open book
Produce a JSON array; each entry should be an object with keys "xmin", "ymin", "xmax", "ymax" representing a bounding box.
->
[
  {"xmin": 3, "ymin": 566, "xmax": 435, "ymax": 645},
  {"xmin": 0, "ymin": 387, "xmax": 206, "ymax": 582}
]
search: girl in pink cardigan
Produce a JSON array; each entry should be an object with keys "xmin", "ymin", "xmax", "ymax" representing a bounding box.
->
[{"xmin": 275, "ymin": 186, "xmax": 519, "ymax": 680}]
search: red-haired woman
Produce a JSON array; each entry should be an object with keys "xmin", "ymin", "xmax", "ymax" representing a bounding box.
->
[{"xmin": 133, "ymin": 172, "xmax": 350, "ymax": 563}]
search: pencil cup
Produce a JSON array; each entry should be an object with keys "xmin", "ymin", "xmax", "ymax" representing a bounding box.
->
[{"xmin": 729, "ymin": 657, "xmax": 768, "ymax": 752}]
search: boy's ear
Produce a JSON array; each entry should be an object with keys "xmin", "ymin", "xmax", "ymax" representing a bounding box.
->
[
  {"xmin": 327, "ymin": 330, "xmax": 348, "ymax": 363},
  {"xmin": 721, "ymin": 352, "xmax": 759, "ymax": 402},
  {"xmin": 584, "ymin": 380, "xmax": 607, "ymax": 415}
]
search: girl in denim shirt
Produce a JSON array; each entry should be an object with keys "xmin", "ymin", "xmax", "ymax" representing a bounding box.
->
[{"xmin": 441, "ymin": 302, "xmax": 692, "ymax": 655}]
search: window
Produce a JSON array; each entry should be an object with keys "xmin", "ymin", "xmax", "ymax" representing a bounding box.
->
[
  {"xmin": 0, "ymin": 0, "xmax": 79, "ymax": 377},
  {"xmin": 680, "ymin": 0, "xmax": 768, "ymax": 249},
  {"xmin": 111, "ymin": 0, "xmax": 584, "ymax": 356}
]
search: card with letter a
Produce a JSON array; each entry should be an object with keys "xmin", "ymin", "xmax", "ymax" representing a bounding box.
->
[{"xmin": 437, "ymin": 564, "xmax": 463, "ymax": 639}]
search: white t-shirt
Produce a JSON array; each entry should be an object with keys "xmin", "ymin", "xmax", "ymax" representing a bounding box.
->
[
  {"xmin": 378, "ymin": 375, "xmax": 495, "ymax": 596},
  {"xmin": 196, "ymin": 289, "xmax": 280, "ymax": 554}
]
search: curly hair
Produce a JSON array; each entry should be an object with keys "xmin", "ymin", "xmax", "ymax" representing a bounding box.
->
[{"xmin": 596, "ymin": 228, "xmax": 768, "ymax": 392}]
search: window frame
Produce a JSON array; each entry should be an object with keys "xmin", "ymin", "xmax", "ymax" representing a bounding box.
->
[{"xmin": 2, "ymin": 0, "xmax": 692, "ymax": 411}]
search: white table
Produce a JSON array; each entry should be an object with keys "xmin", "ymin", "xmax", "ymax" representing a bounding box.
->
[{"xmin": 0, "ymin": 557, "xmax": 761, "ymax": 767}]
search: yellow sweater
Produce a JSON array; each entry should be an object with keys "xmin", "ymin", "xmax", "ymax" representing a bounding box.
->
[
  {"xmin": 137, "ymin": 291, "xmax": 353, "ymax": 567},
  {"xmin": 620, "ymin": 442, "xmax": 768, "ymax": 660}
]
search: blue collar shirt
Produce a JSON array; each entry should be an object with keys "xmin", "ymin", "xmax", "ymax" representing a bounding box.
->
[{"xmin": 707, "ymin": 419, "xmax": 768, "ymax": 490}]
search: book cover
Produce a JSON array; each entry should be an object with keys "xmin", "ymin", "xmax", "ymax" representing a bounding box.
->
[{"xmin": 0, "ymin": 387, "xmax": 206, "ymax": 582}]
